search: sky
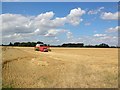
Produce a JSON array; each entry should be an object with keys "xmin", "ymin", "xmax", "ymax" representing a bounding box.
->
[
  {"xmin": 1, "ymin": 2, "xmax": 119, "ymax": 46},
  {"xmin": 1, "ymin": 0, "xmax": 120, "ymax": 2}
]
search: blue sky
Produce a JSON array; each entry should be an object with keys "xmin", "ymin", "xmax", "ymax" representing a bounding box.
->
[
  {"xmin": 2, "ymin": 0, "xmax": 119, "ymax": 2},
  {"xmin": 2, "ymin": 2, "xmax": 119, "ymax": 46}
]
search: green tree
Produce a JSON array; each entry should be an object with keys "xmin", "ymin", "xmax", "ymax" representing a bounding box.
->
[{"xmin": 9, "ymin": 42, "xmax": 13, "ymax": 46}]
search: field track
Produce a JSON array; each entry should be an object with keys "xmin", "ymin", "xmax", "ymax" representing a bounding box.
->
[{"xmin": 2, "ymin": 46, "xmax": 118, "ymax": 88}]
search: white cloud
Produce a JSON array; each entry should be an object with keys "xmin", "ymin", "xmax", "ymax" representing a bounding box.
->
[
  {"xmin": 4, "ymin": 33, "xmax": 22, "ymax": 38},
  {"xmin": 1, "ymin": 14, "xmax": 34, "ymax": 36},
  {"xmin": 66, "ymin": 31, "xmax": 73, "ymax": 39},
  {"xmin": 88, "ymin": 7, "xmax": 104, "ymax": 15},
  {"xmin": 35, "ymin": 11, "xmax": 54, "ymax": 20},
  {"xmin": 66, "ymin": 8, "xmax": 85, "ymax": 26},
  {"xmin": 2, "ymin": 8, "xmax": 85, "ymax": 36},
  {"xmin": 54, "ymin": 37, "xmax": 60, "ymax": 42},
  {"xmin": 63, "ymin": 33, "xmax": 118, "ymax": 46},
  {"xmin": 76, "ymin": 35, "xmax": 118, "ymax": 46},
  {"xmin": 92, "ymin": 33, "xmax": 118, "ymax": 46},
  {"xmin": 44, "ymin": 29, "xmax": 66, "ymax": 37},
  {"xmin": 2, "ymin": 8, "xmax": 85, "ymax": 44},
  {"xmin": 106, "ymin": 26, "xmax": 120, "ymax": 33},
  {"xmin": 94, "ymin": 34, "xmax": 106, "ymax": 37},
  {"xmin": 97, "ymin": 35, "xmax": 118, "ymax": 46},
  {"xmin": 52, "ymin": 17, "xmax": 67, "ymax": 27},
  {"xmin": 101, "ymin": 12, "xmax": 119, "ymax": 20}
]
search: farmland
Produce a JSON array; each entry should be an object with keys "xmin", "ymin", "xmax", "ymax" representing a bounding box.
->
[{"xmin": 2, "ymin": 46, "xmax": 118, "ymax": 88}]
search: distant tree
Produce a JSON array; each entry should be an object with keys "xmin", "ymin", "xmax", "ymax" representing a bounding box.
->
[
  {"xmin": 27, "ymin": 42, "xmax": 31, "ymax": 47},
  {"xmin": 44, "ymin": 44, "xmax": 47, "ymax": 46},
  {"xmin": 37, "ymin": 41, "xmax": 44, "ymax": 44},
  {"xmin": 14, "ymin": 42, "xmax": 20, "ymax": 46},
  {"xmin": 98, "ymin": 43, "xmax": 109, "ymax": 48},
  {"xmin": 9, "ymin": 42, "xmax": 13, "ymax": 46},
  {"xmin": 20, "ymin": 42, "xmax": 27, "ymax": 46},
  {"xmin": 62, "ymin": 43, "xmax": 84, "ymax": 47},
  {"xmin": 48, "ymin": 44, "xmax": 50, "ymax": 46},
  {"xmin": 31, "ymin": 42, "xmax": 36, "ymax": 47},
  {"xmin": 95, "ymin": 45, "xmax": 99, "ymax": 47}
]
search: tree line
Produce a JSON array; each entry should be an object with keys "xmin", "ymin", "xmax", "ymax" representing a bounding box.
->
[
  {"xmin": 1, "ymin": 41, "xmax": 118, "ymax": 48},
  {"xmin": 53, "ymin": 43, "xmax": 114, "ymax": 48},
  {"xmin": 2, "ymin": 41, "xmax": 44, "ymax": 47}
]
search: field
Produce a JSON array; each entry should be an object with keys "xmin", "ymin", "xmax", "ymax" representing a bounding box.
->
[{"xmin": 2, "ymin": 46, "xmax": 118, "ymax": 88}]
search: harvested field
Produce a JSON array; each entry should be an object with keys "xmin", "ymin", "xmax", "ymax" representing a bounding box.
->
[{"xmin": 2, "ymin": 46, "xmax": 118, "ymax": 88}]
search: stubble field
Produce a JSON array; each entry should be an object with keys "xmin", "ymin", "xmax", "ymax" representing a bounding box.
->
[{"xmin": 2, "ymin": 46, "xmax": 118, "ymax": 88}]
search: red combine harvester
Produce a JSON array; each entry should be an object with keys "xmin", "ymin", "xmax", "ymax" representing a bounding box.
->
[{"xmin": 35, "ymin": 44, "xmax": 50, "ymax": 52}]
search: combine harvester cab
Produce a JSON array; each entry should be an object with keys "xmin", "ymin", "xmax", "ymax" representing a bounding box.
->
[{"xmin": 35, "ymin": 44, "xmax": 50, "ymax": 52}]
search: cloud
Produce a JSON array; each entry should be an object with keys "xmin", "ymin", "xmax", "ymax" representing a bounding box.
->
[
  {"xmin": 66, "ymin": 31, "xmax": 73, "ymax": 39},
  {"xmin": 54, "ymin": 37, "xmax": 60, "ymax": 42},
  {"xmin": 94, "ymin": 34, "xmax": 106, "ymax": 37},
  {"xmin": 106, "ymin": 26, "xmax": 120, "ymax": 33},
  {"xmin": 66, "ymin": 8, "xmax": 85, "ymax": 26},
  {"xmin": 64, "ymin": 33, "xmax": 118, "ymax": 46},
  {"xmin": 2, "ymin": 8, "xmax": 85, "ymax": 44},
  {"xmin": 92, "ymin": 33, "xmax": 118, "ymax": 45},
  {"xmin": 50, "ymin": 8, "xmax": 86, "ymax": 26},
  {"xmin": 78, "ymin": 35, "xmax": 118, "ymax": 46},
  {"xmin": 44, "ymin": 29, "xmax": 67, "ymax": 37},
  {"xmin": 35, "ymin": 11, "xmax": 54, "ymax": 20},
  {"xmin": 88, "ymin": 7, "xmax": 104, "ymax": 15},
  {"xmin": 101, "ymin": 12, "xmax": 119, "ymax": 20},
  {"xmin": 2, "ymin": 14, "xmax": 34, "ymax": 36}
]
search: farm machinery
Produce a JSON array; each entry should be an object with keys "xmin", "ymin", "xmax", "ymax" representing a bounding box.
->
[{"xmin": 35, "ymin": 44, "xmax": 51, "ymax": 52}]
